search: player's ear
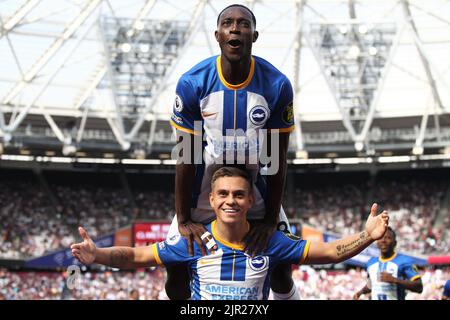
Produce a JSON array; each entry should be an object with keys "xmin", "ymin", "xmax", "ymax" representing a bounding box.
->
[
  {"xmin": 215, "ymin": 30, "xmax": 219, "ymax": 42},
  {"xmin": 252, "ymin": 30, "xmax": 259, "ymax": 43},
  {"xmin": 209, "ymin": 192, "xmax": 214, "ymax": 208},
  {"xmin": 248, "ymin": 190, "xmax": 254, "ymax": 207}
]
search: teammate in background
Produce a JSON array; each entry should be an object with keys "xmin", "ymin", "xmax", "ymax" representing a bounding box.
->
[
  {"xmin": 168, "ymin": 4, "xmax": 296, "ymax": 299},
  {"xmin": 71, "ymin": 167, "xmax": 390, "ymax": 300},
  {"xmin": 442, "ymin": 279, "xmax": 450, "ymax": 300},
  {"xmin": 353, "ymin": 227, "xmax": 423, "ymax": 300}
]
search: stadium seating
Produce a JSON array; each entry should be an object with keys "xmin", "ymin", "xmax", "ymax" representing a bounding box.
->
[
  {"xmin": 0, "ymin": 169, "xmax": 448, "ymax": 258},
  {"xmin": 1, "ymin": 267, "xmax": 448, "ymax": 300}
]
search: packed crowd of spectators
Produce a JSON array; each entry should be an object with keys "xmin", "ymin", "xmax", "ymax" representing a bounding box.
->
[
  {"xmin": 1, "ymin": 169, "xmax": 448, "ymax": 259},
  {"xmin": 372, "ymin": 177, "xmax": 449, "ymax": 255},
  {"xmin": 0, "ymin": 170, "xmax": 174, "ymax": 259},
  {"xmin": 132, "ymin": 190, "xmax": 175, "ymax": 221},
  {"xmin": 291, "ymin": 266, "xmax": 450, "ymax": 300},
  {"xmin": 286, "ymin": 182, "xmax": 368, "ymax": 237},
  {"xmin": 1, "ymin": 267, "xmax": 448, "ymax": 300},
  {"xmin": 0, "ymin": 174, "xmax": 71, "ymax": 259},
  {"xmin": 52, "ymin": 184, "xmax": 133, "ymax": 240},
  {"xmin": 286, "ymin": 172, "xmax": 449, "ymax": 256},
  {"xmin": 0, "ymin": 268, "xmax": 166, "ymax": 300}
]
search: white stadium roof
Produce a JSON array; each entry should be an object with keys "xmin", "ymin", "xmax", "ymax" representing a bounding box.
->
[{"xmin": 0, "ymin": 0, "xmax": 450, "ymax": 159}]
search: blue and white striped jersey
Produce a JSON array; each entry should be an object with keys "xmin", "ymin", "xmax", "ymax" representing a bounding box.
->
[
  {"xmin": 170, "ymin": 55, "xmax": 294, "ymax": 223},
  {"xmin": 366, "ymin": 253, "xmax": 421, "ymax": 300},
  {"xmin": 444, "ymin": 280, "xmax": 450, "ymax": 298},
  {"xmin": 152, "ymin": 220, "xmax": 309, "ymax": 300}
]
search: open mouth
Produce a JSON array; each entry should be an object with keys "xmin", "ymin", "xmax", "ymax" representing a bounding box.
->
[{"xmin": 228, "ymin": 39, "xmax": 242, "ymax": 48}]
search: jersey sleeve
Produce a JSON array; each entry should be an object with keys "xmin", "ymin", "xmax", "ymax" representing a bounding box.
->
[
  {"xmin": 152, "ymin": 236, "xmax": 194, "ymax": 267},
  {"xmin": 269, "ymin": 231, "xmax": 310, "ymax": 265},
  {"xmin": 401, "ymin": 263, "xmax": 422, "ymax": 281},
  {"xmin": 265, "ymin": 77, "xmax": 295, "ymax": 133},
  {"xmin": 444, "ymin": 280, "xmax": 450, "ymax": 298},
  {"xmin": 366, "ymin": 257, "xmax": 377, "ymax": 269},
  {"xmin": 170, "ymin": 76, "xmax": 202, "ymax": 135}
]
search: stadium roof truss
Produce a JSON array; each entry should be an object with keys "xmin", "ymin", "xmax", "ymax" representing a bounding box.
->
[{"xmin": 0, "ymin": 0, "xmax": 450, "ymax": 162}]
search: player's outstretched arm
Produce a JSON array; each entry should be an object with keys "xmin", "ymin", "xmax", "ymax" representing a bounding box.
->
[
  {"xmin": 71, "ymin": 227, "xmax": 158, "ymax": 269},
  {"xmin": 305, "ymin": 203, "xmax": 389, "ymax": 265},
  {"xmin": 379, "ymin": 271, "xmax": 423, "ymax": 293}
]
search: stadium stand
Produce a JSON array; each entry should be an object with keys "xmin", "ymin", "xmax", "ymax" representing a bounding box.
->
[
  {"xmin": 1, "ymin": 168, "xmax": 448, "ymax": 258},
  {"xmin": 1, "ymin": 266, "xmax": 448, "ymax": 300},
  {"xmin": 285, "ymin": 169, "xmax": 450, "ymax": 256},
  {"xmin": 0, "ymin": 167, "xmax": 448, "ymax": 300},
  {"xmin": 0, "ymin": 0, "xmax": 449, "ymax": 302}
]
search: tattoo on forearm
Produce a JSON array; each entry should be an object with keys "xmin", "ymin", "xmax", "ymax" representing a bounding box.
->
[
  {"xmin": 336, "ymin": 232, "xmax": 368, "ymax": 257},
  {"xmin": 110, "ymin": 248, "xmax": 130, "ymax": 268}
]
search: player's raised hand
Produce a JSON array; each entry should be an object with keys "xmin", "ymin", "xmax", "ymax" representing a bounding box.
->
[
  {"xmin": 70, "ymin": 227, "xmax": 96, "ymax": 265},
  {"xmin": 379, "ymin": 271, "xmax": 397, "ymax": 284},
  {"xmin": 365, "ymin": 203, "xmax": 389, "ymax": 241}
]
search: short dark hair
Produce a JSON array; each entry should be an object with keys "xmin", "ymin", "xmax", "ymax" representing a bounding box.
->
[
  {"xmin": 211, "ymin": 166, "xmax": 253, "ymax": 191},
  {"xmin": 387, "ymin": 227, "xmax": 397, "ymax": 243},
  {"xmin": 217, "ymin": 4, "xmax": 256, "ymax": 27}
]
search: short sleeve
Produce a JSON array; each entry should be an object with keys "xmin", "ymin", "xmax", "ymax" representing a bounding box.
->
[
  {"xmin": 402, "ymin": 263, "xmax": 421, "ymax": 281},
  {"xmin": 265, "ymin": 77, "xmax": 295, "ymax": 133},
  {"xmin": 269, "ymin": 231, "xmax": 310, "ymax": 265},
  {"xmin": 444, "ymin": 280, "xmax": 450, "ymax": 298},
  {"xmin": 170, "ymin": 76, "xmax": 202, "ymax": 135},
  {"xmin": 366, "ymin": 257, "xmax": 376, "ymax": 269},
  {"xmin": 153, "ymin": 235, "xmax": 195, "ymax": 267}
]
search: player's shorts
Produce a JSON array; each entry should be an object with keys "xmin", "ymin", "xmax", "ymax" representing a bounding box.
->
[{"xmin": 166, "ymin": 205, "xmax": 291, "ymax": 240}]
